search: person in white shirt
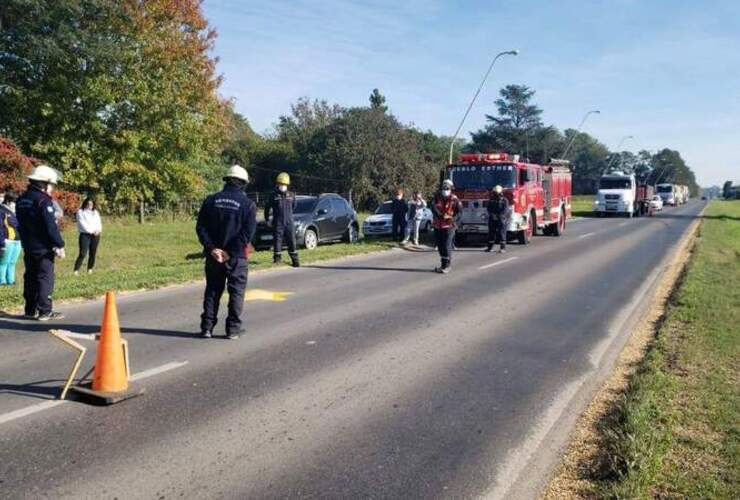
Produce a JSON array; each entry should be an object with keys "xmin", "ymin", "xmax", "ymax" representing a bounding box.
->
[
  {"xmin": 402, "ymin": 191, "xmax": 427, "ymax": 246},
  {"xmin": 74, "ymin": 198, "xmax": 102, "ymax": 275}
]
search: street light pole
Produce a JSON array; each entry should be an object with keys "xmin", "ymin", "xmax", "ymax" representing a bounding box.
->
[
  {"xmin": 604, "ymin": 135, "xmax": 634, "ymax": 173},
  {"xmin": 561, "ymin": 109, "xmax": 600, "ymax": 159},
  {"xmin": 447, "ymin": 50, "xmax": 519, "ymax": 165}
]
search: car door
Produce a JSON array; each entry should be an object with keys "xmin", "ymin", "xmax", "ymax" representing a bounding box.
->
[
  {"xmin": 314, "ymin": 198, "xmax": 334, "ymax": 240},
  {"xmin": 331, "ymin": 198, "xmax": 350, "ymax": 236}
]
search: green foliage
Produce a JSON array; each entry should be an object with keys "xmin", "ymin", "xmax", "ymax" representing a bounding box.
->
[
  {"xmin": 722, "ymin": 180, "xmax": 733, "ymax": 199},
  {"xmin": 0, "ymin": 0, "xmax": 229, "ymax": 205}
]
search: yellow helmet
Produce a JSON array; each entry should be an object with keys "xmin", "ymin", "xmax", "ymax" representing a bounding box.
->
[{"xmin": 276, "ymin": 172, "xmax": 290, "ymax": 185}]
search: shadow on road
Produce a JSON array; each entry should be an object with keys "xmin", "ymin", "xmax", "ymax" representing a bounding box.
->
[
  {"xmin": 0, "ymin": 319, "xmax": 199, "ymax": 339},
  {"xmin": 304, "ymin": 264, "xmax": 434, "ymax": 273},
  {"xmin": 0, "ymin": 380, "xmax": 62, "ymax": 400}
]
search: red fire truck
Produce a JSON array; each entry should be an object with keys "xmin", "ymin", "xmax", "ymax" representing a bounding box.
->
[{"xmin": 447, "ymin": 153, "xmax": 572, "ymax": 245}]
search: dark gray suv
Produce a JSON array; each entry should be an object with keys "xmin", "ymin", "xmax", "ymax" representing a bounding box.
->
[{"xmin": 253, "ymin": 193, "xmax": 359, "ymax": 250}]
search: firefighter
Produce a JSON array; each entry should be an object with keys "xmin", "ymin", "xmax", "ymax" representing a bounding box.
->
[
  {"xmin": 390, "ymin": 188, "xmax": 408, "ymax": 241},
  {"xmin": 264, "ymin": 172, "xmax": 299, "ymax": 267},
  {"xmin": 15, "ymin": 165, "xmax": 66, "ymax": 321},
  {"xmin": 486, "ymin": 185, "xmax": 510, "ymax": 253},
  {"xmin": 196, "ymin": 165, "xmax": 257, "ymax": 339},
  {"xmin": 431, "ymin": 179, "xmax": 462, "ymax": 274}
]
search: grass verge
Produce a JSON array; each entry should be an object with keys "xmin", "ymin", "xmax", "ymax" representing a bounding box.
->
[
  {"xmin": 572, "ymin": 195, "xmax": 595, "ymax": 217},
  {"xmin": 544, "ymin": 200, "xmax": 739, "ymax": 499},
  {"xmin": 0, "ymin": 217, "xmax": 399, "ymax": 310}
]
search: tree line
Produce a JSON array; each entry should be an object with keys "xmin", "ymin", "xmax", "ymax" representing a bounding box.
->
[{"xmin": 1, "ymin": 0, "xmax": 699, "ymax": 212}]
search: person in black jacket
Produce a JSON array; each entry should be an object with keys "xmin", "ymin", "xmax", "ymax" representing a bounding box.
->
[
  {"xmin": 196, "ymin": 165, "xmax": 257, "ymax": 340},
  {"xmin": 486, "ymin": 185, "xmax": 510, "ymax": 253},
  {"xmin": 15, "ymin": 165, "xmax": 66, "ymax": 321},
  {"xmin": 264, "ymin": 172, "xmax": 299, "ymax": 267},
  {"xmin": 390, "ymin": 188, "xmax": 408, "ymax": 241}
]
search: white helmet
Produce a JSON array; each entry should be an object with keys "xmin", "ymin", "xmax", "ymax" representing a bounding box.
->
[
  {"xmin": 224, "ymin": 164, "xmax": 249, "ymax": 183},
  {"xmin": 442, "ymin": 179, "xmax": 454, "ymax": 189},
  {"xmin": 28, "ymin": 165, "xmax": 61, "ymax": 184}
]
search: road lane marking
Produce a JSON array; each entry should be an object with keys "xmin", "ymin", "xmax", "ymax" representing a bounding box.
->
[
  {"xmin": 617, "ymin": 222, "xmax": 628, "ymax": 227},
  {"xmin": 0, "ymin": 400, "xmax": 65, "ymax": 426},
  {"xmin": 0, "ymin": 361, "xmax": 188, "ymax": 426},
  {"xmin": 578, "ymin": 232, "xmax": 596, "ymax": 239},
  {"xmin": 478, "ymin": 257, "xmax": 518, "ymax": 270},
  {"xmin": 129, "ymin": 361, "xmax": 189, "ymax": 381}
]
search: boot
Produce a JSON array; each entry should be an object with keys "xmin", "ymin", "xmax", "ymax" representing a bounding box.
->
[
  {"xmin": 290, "ymin": 253, "xmax": 300, "ymax": 268},
  {"xmin": 273, "ymin": 254, "xmax": 282, "ymax": 264},
  {"xmin": 485, "ymin": 244, "xmax": 493, "ymax": 252}
]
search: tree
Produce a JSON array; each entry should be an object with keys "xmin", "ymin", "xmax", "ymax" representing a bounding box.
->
[
  {"xmin": 469, "ymin": 84, "xmax": 548, "ymax": 161},
  {"xmin": 369, "ymin": 88, "xmax": 387, "ymax": 112},
  {"xmin": 0, "ymin": 137, "xmax": 35, "ymax": 193},
  {"xmin": 722, "ymin": 180, "xmax": 733, "ymax": 199},
  {"xmin": 0, "ymin": 0, "xmax": 229, "ymax": 205}
]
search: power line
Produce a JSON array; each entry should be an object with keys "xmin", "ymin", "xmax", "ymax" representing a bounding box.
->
[{"xmin": 246, "ymin": 164, "xmax": 345, "ymax": 184}]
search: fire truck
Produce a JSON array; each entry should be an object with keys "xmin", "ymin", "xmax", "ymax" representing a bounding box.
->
[{"xmin": 447, "ymin": 153, "xmax": 572, "ymax": 245}]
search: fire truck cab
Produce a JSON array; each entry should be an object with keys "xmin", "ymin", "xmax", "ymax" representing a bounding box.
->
[{"xmin": 447, "ymin": 153, "xmax": 572, "ymax": 245}]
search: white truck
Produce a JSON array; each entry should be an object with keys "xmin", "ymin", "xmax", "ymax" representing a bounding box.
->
[
  {"xmin": 593, "ymin": 172, "xmax": 637, "ymax": 217},
  {"xmin": 656, "ymin": 183, "xmax": 678, "ymax": 206}
]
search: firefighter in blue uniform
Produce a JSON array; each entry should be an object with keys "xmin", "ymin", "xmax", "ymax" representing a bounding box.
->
[
  {"xmin": 264, "ymin": 172, "xmax": 300, "ymax": 267},
  {"xmin": 196, "ymin": 165, "xmax": 257, "ymax": 339},
  {"xmin": 15, "ymin": 165, "xmax": 66, "ymax": 321},
  {"xmin": 486, "ymin": 185, "xmax": 510, "ymax": 253}
]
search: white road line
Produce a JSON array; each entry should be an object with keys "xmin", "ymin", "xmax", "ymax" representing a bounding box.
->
[
  {"xmin": 578, "ymin": 232, "xmax": 596, "ymax": 239},
  {"xmin": 0, "ymin": 400, "xmax": 65, "ymax": 426},
  {"xmin": 129, "ymin": 361, "xmax": 188, "ymax": 381},
  {"xmin": 0, "ymin": 361, "xmax": 188, "ymax": 426},
  {"xmin": 478, "ymin": 257, "xmax": 518, "ymax": 270},
  {"xmin": 617, "ymin": 222, "xmax": 628, "ymax": 227}
]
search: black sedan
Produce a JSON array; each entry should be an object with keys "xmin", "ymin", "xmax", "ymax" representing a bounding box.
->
[{"xmin": 253, "ymin": 193, "xmax": 359, "ymax": 250}]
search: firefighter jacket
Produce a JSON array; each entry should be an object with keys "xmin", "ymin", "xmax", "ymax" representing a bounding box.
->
[
  {"xmin": 16, "ymin": 188, "xmax": 65, "ymax": 256},
  {"xmin": 431, "ymin": 193, "xmax": 462, "ymax": 230},
  {"xmin": 196, "ymin": 183, "xmax": 257, "ymax": 259},
  {"xmin": 487, "ymin": 194, "xmax": 510, "ymax": 222},
  {"xmin": 264, "ymin": 188, "xmax": 297, "ymax": 227}
]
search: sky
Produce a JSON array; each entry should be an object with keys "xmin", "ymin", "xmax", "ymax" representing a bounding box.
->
[{"xmin": 203, "ymin": 0, "xmax": 739, "ymax": 187}]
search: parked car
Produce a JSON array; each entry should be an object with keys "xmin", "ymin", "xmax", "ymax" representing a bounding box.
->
[
  {"xmin": 649, "ymin": 195, "xmax": 664, "ymax": 211},
  {"xmin": 253, "ymin": 193, "xmax": 359, "ymax": 250},
  {"xmin": 363, "ymin": 201, "xmax": 433, "ymax": 237}
]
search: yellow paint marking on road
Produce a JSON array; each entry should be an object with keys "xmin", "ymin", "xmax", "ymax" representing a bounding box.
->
[{"xmin": 245, "ymin": 289, "xmax": 295, "ymax": 302}]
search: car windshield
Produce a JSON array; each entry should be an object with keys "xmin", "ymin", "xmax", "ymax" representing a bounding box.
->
[
  {"xmin": 375, "ymin": 202, "xmax": 393, "ymax": 215},
  {"xmin": 656, "ymin": 185, "xmax": 673, "ymax": 193},
  {"xmin": 449, "ymin": 164, "xmax": 516, "ymax": 190},
  {"xmin": 599, "ymin": 178, "xmax": 631, "ymax": 190},
  {"xmin": 294, "ymin": 198, "xmax": 317, "ymax": 214}
]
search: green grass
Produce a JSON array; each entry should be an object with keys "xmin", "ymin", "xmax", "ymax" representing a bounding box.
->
[
  {"xmin": 599, "ymin": 200, "xmax": 740, "ymax": 498},
  {"xmin": 0, "ymin": 217, "xmax": 398, "ymax": 311},
  {"xmin": 572, "ymin": 194, "xmax": 595, "ymax": 217}
]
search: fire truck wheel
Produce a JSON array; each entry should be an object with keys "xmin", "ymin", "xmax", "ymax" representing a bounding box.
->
[{"xmin": 552, "ymin": 208, "xmax": 565, "ymax": 236}]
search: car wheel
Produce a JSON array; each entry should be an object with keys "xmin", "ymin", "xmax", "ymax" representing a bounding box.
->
[
  {"xmin": 303, "ymin": 228, "xmax": 318, "ymax": 250},
  {"xmin": 343, "ymin": 224, "xmax": 358, "ymax": 243},
  {"xmin": 553, "ymin": 207, "xmax": 565, "ymax": 236}
]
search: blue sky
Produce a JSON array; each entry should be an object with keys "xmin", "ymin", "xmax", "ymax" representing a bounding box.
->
[{"xmin": 203, "ymin": 0, "xmax": 739, "ymax": 186}]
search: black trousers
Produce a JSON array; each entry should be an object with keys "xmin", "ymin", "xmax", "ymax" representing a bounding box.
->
[
  {"xmin": 392, "ymin": 214, "xmax": 407, "ymax": 240},
  {"xmin": 487, "ymin": 218, "xmax": 507, "ymax": 249},
  {"xmin": 273, "ymin": 223, "xmax": 296, "ymax": 256},
  {"xmin": 74, "ymin": 233, "xmax": 100, "ymax": 271},
  {"xmin": 23, "ymin": 252, "xmax": 55, "ymax": 316},
  {"xmin": 435, "ymin": 228, "xmax": 455, "ymax": 267},
  {"xmin": 200, "ymin": 257, "xmax": 248, "ymax": 335}
]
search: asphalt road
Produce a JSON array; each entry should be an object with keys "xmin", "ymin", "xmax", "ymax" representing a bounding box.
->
[{"xmin": 0, "ymin": 201, "xmax": 705, "ymax": 499}]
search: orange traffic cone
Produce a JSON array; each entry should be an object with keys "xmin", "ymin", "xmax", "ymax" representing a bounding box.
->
[
  {"xmin": 72, "ymin": 291, "xmax": 144, "ymax": 404},
  {"xmin": 92, "ymin": 292, "xmax": 128, "ymax": 392}
]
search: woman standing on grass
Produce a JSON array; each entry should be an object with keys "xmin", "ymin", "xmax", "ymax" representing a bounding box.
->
[
  {"xmin": 74, "ymin": 198, "xmax": 102, "ymax": 275},
  {"xmin": 0, "ymin": 193, "xmax": 22, "ymax": 286}
]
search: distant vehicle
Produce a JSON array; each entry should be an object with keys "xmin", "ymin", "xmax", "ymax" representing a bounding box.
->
[
  {"xmin": 593, "ymin": 172, "xmax": 637, "ymax": 217},
  {"xmin": 446, "ymin": 153, "xmax": 572, "ymax": 245},
  {"xmin": 649, "ymin": 195, "xmax": 664, "ymax": 211},
  {"xmin": 635, "ymin": 183, "xmax": 655, "ymax": 216},
  {"xmin": 701, "ymin": 195, "xmax": 707, "ymax": 200},
  {"xmin": 656, "ymin": 183, "xmax": 678, "ymax": 206},
  {"xmin": 253, "ymin": 194, "xmax": 358, "ymax": 250},
  {"xmin": 363, "ymin": 201, "xmax": 433, "ymax": 237}
]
